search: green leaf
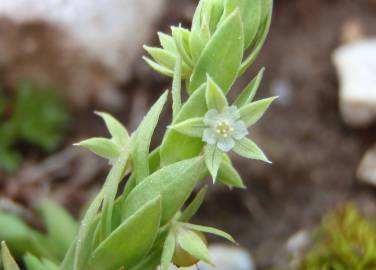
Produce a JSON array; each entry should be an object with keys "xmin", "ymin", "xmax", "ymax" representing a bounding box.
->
[
  {"xmin": 129, "ymin": 250, "xmax": 162, "ymax": 270},
  {"xmin": 171, "ymin": 26, "xmax": 194, "ymax": 69},
  {"xmin": 1, "ymin": 242, "xmax": 20, "ymax": 270},
  {"xmin": 182, "ymin": 223, "xmax": 236, "ymax": 244},
  {"xmin": 205, "ymin": 144, "xmax": 222, "ymax": 182},
  {"xmin": 88, "ymin": 197, "xmax": 161, "ymax": 270},
  {"xmin": 239, "ymin": 97, "xmax": 276, "ymax": 127},
  {"xmin": 94, "ymin": 112, "xmax": 130, "ymax": 146},
  {"xmin": 206, "ymin": 75, "xmax": 228, "ymax": 111},
  {"xmin": 158, "ymin": 32, "xmax": 177, "ymax": 53},
  {"xmin": 143, "ymin": 57, "xmax": 174, "ymax": 77},
  {"xmin": 133, "ymin": 91, "xmax": 168, "ymax": 184},
  {"xmin": 99, "ymin": 152, "xmax": 130, "ymax": 241},
  {"xmin": 234, "ymin": 68, "xmax": 265, "ymax": 108},
  {"xmin": 189, "ymin": 9, "xmax": 244, "ymax": 94},
  {"xmin": 217, "ymin": 155, "xmax": 245, "ymax": 189},
  {"xmin": 75, "ymin": 137, "xmax": 120, "ymax": 161},
  {"xmin": 144, "ymin": 46, "xmax": 176, "ymax": 69},
  {"xmin": 122, "ymin": 157, "xmax": 206, "ymax": 225},
  {"xmin": 170, "ymin": 117, "xmax": 205, "ymax": 138},
  {"xmin": 160, "ymin": 84, "xmax": 207, "ymax": 166},
  {"xmin": 161, "ymin": 231, "xmax": 176, "ymax": 270},
  {"xmin": 177, "ymin": 229, "xmax": 211, "ymax": 264},
  {"xmin": 172, "ymin": 55, "xmax": 182, "ymax": 120},
  {"xmin": 37, "ymin": 200, "xmax": 78, "ymax": 259},
  {"xmin": 233, "ymin": 137, "xmax": 270, "ymax": 163},
  {"xmin": 239, "ymin": 0, "xmax": 273, "ymax": 75},
  {"xmin": 180, "ymin": 186, "xmax": 208, "ymax": 222},
  {"xmin": 24, "ymin": 254, "xmax": 48, "ymax": 270}
]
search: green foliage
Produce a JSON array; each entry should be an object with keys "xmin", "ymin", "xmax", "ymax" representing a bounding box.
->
[
  {"xmin": 300, "ymin": 205, "xmax": 376, "ymax": 270},
  {"xmin": 1, "ymin": 0, "xmax": 275, "ymax": 269},
  {"xmin": 0, "ymin": 82, "xmax": 70, "ymax": 173}
]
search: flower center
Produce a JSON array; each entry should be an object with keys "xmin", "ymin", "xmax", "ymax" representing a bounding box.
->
[{"xmin": 215, "ymin": 121, "xmax": 234, "ymax": 138}]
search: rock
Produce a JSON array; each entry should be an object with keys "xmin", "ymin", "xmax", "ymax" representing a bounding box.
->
[
  {"xmin": 286, "ymin": 230, "xmax": 311, "ymax": 270},
  {"xmin": 333, "ymin": 39, "xmax": 376, "ymax": 127},
  {"xmin": 357, "ymin": 145, "xmax": 376, "ymax": 186},
  {"xmin": 165, "ymin": 245, "xmax": 255, "ymax": 270},
  {"xmin": 0, "ymin": 0, "xmax": 166, "ymax": 108}
]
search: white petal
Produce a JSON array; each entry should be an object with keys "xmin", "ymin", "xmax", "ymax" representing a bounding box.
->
[
  {"xmin": 217, "ymin": 137, "xmax": 235, "ymax": 152},
  {"xmin": 224, "ymin": 105, "xmax": 240, "ymax": 120},
  {"xmin": 203, "ymin": 128, "xmax": 217, "ymax": 145},
  {"xmin": 204, "ymin": 109, "xmax": 221, "ymax": 126},
  {"xmin": 233, "ymin": 121, "xmax": 248, "ymax": 140}
]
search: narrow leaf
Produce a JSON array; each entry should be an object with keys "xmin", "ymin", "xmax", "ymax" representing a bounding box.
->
[
  {"xmin": 122, "ymin": 157, "xmax": 206, "ymax": 225},
  {"xmin": 171, "ymin": 26, "xmax": 194, "ymax": 68},
  {"xmin": 143, "ymin": 57, "xmax": 174, "ymax": 77},
  {"xmin": 94, "ymin": 112, "xmax": 130, "ymax": 146},
  {"xmin": 217, "ymin": 156, "xmax": 245, "ymax": 189},
  {"xmin": 177, "ymin": 229, "xmax": 211, "ymax": 264},
  {"xmin": 158, "ymin": 32, "xmax": 177, "ymax": 53},
  {"xmin": 239, "ymin": 97, "xmax": 277, "ymax": 127},
  {"xmin": 206, "ymin": 76, "xmax": 228, "ymax": 111},
  {"xmin": 180, "ymin": 186, "xmax": 208, "ymax": 222},
  {"xmin": 161, "ymin": 231, "xmax": 176, "ymax": 270},
  {"xmin": 133, "ymin": 91, "xmax": 168, "ymax": 184},
  {"xmin": 172, "ymin": 55, "xmax": 182, "ymax": 120},
  {"xmin": 88, "ymin": 197, "xmax": 161, "ymax": 270},
  {"xmin": 1, "ymin": 242, "xmax": 20, "ymax": 270},
  {"xmin": 182, "ymin": 223, "xmax": 236, "ymax": 244},
  {"xmin": 189, "ymin": 10, "xmax": 244, "ymax": 94},
  {"xmin": 233, "ymin": 137, "xmax": 270, "ymax": 163},
  {"xmin": 75, "ymin": 138, "xmax": 120, "ymax": 161},
  {"xmin": 170, "ymin": 117, "xmax": 205, "ymax": 138},
  {"xmin": 234, "ymin": 68, "xmax": 265, "ymax": 108},
  {"xmin": 205, "ymin": 144, "xmax": 222, "ymax": 182}
]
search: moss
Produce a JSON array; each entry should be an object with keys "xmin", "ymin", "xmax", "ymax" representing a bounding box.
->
[{"xmin": 300, "ymin": 205, "xmax": 376, "ymax": 270}]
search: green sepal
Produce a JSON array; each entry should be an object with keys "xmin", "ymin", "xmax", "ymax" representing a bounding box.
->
[
  {"xmin": 234, "ymin": 68, "xmax": 265, "ymax": 108},
  {"xmin": 94, "ymin": 112, "xmax": 130, "ymax": 146},
  {"xmin": 161, "ymin": 231, "xmax": 176, "ymax": 270},
  {"xmin": 233, "ymin": 137, "xmax": 270, "ymax": 163},
  {"xmin": 204, "ymin": 144, "xmax": 223, "ymax": 182},
  {"xmin": 169, "ymin": 117, "xmax": 205, "ymax": 138},
  {"xmin": 181, "ymin": 223, "xmax": 236, "ymax": 244},
  {"xmin": 217, "ymin": 155, "xmax": 245, "ymax": 189},
  {"xmin": 239, "ymin": 96, "xmax": 277, "ymax": 127},
  {"xmin": 177, "ymin": 229, "xmax": 211, "ymax": 264},
  {"xmin": 206, "ymin": 75, "xmax": 228, "ymax": 111}
]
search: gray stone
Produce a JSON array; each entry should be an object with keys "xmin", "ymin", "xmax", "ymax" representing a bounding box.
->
[
  {"xmin": 333, "ymin": 39, "xmax": 376, "ymax": 127},
  {"xmin": 357, "ymin": 145, "xmax": 376, "ymax": 187},
  {"xmin": 0, "ymin": 0, "xmax": 166, "ymax": 107}
]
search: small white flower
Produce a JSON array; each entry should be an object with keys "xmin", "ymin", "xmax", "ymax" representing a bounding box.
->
[{"xmin": 202, "ymin": 106, "xmax": 248, "ymax": 152}]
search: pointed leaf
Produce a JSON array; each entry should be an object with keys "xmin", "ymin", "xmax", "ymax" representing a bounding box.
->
[
  {"xmin": 182, "ymin": 223, "xmax": 236, "ymax": 244},
  {"xmin": 217, "ymin": 155, "xmax": 245, "ymax": 189},
  {"xmin": 158, "ymin": 32, "xmax": 177, "ymax": 53},
  {"xmin": 239, "ymin": 97, "xmax": 276, "ymax": 127},
  {"xmin": 37, "ymin": 200, "xmax": 78, "ymax": 259},
  {"xmin": 161, "ymin": 231, "xmax": 176, "ymax": 270},
  {"xmin": 24, "ymin": 254, "xmax": 48, "ymax": 270},
  {"xmin": 88, "ymin": 197, "xmax": 161, "ymax": 270},
  {"xmin": 177, "ymin": 229, "xmax": 211, "ymax": 264},
  {"xmin": 172, "ymin": 55, "xmax": 182, "ymax": 120},
  {"xmin": 133, "ymin": 91, "xmax": 168, "ymax": 184},
  {"xmin": 189, "ymin": 10, "xmax": 244, "ymax": 94},
  {"xmin": 94, "ymin": 112, "xmax": 130, "ymax": 146},
  {"xmin": 205, "ymin": 144, "xmax": 222, "ymax": 182},
  {"xmin": 75, "ymin": 138, "xmax": 120, "ymax": 161},
  {"xmin": 180, "ymin": 186, "xmax": 208, "ymax": 222},
  {"xmin": 170, "ymin": 117, "xmax": 205, "ymax": 138},
  {"xmin": 160, "ymin": 84, "xmax": 207, "ymax": 166},
  {"xmin": 233, "ymin": 137, "xmax": 270, "ymax": 162},
  {"xmin": 143, "ymin": 57, "xmax": 174, "ymax": 77},
  {"xmin": 234, "ymin": 68, "xmax": 265, "ymax": 108},
  {"xmin": 122, "ymin": 157, "xmax": 206, "ymax": 225},
  {"xmin": 1, "ymin": 242, "xmax": 20, "ymax": 270},
  {"xmin": 171, "ymin": 26, "xmax": 194, "ymax": 68},
  {"xmin": 206, "ymin": 76, "xmax": 228, "ymax": 111}
]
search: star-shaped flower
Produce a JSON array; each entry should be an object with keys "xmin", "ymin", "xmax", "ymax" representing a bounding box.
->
[{"xmin": 171, "ymin": 75, "xmax": 276, "ymax": 181}]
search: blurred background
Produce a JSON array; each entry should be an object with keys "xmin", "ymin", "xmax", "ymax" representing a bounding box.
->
[{"xmin": 1, "ymin": 0, "xmax": 376, "ymax": 269}]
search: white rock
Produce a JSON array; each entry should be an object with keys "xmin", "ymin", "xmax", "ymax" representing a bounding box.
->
[
  {"xmin": 165, "ymin": 245, "xmax": 255, "ymax": 270},
  {"xmin": 0, "ymin": 0, "xmax": 166, "ymax": 107},
  {"xmin": 357, "ymin": 145, "xmax": 376, "ymax": 186},
  {"xmin": 333, "ymin": 39, "xmax": 376, "ymax": 127}
]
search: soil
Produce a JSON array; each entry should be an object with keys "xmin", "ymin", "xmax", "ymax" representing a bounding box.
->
[{"xmin": 2, "ymin": 0, "xmax": 376, "ymax": 269}]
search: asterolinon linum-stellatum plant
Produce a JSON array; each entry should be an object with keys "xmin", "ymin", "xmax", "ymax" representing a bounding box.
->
[{"xmin": 1, "ymin": 1, "xmax": 275, "ymax": 270}]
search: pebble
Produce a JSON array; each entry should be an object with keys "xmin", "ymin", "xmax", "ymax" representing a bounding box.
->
[{"xmin": 357, "ymin": 145, "xmax": 376, "ymax": 186}]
